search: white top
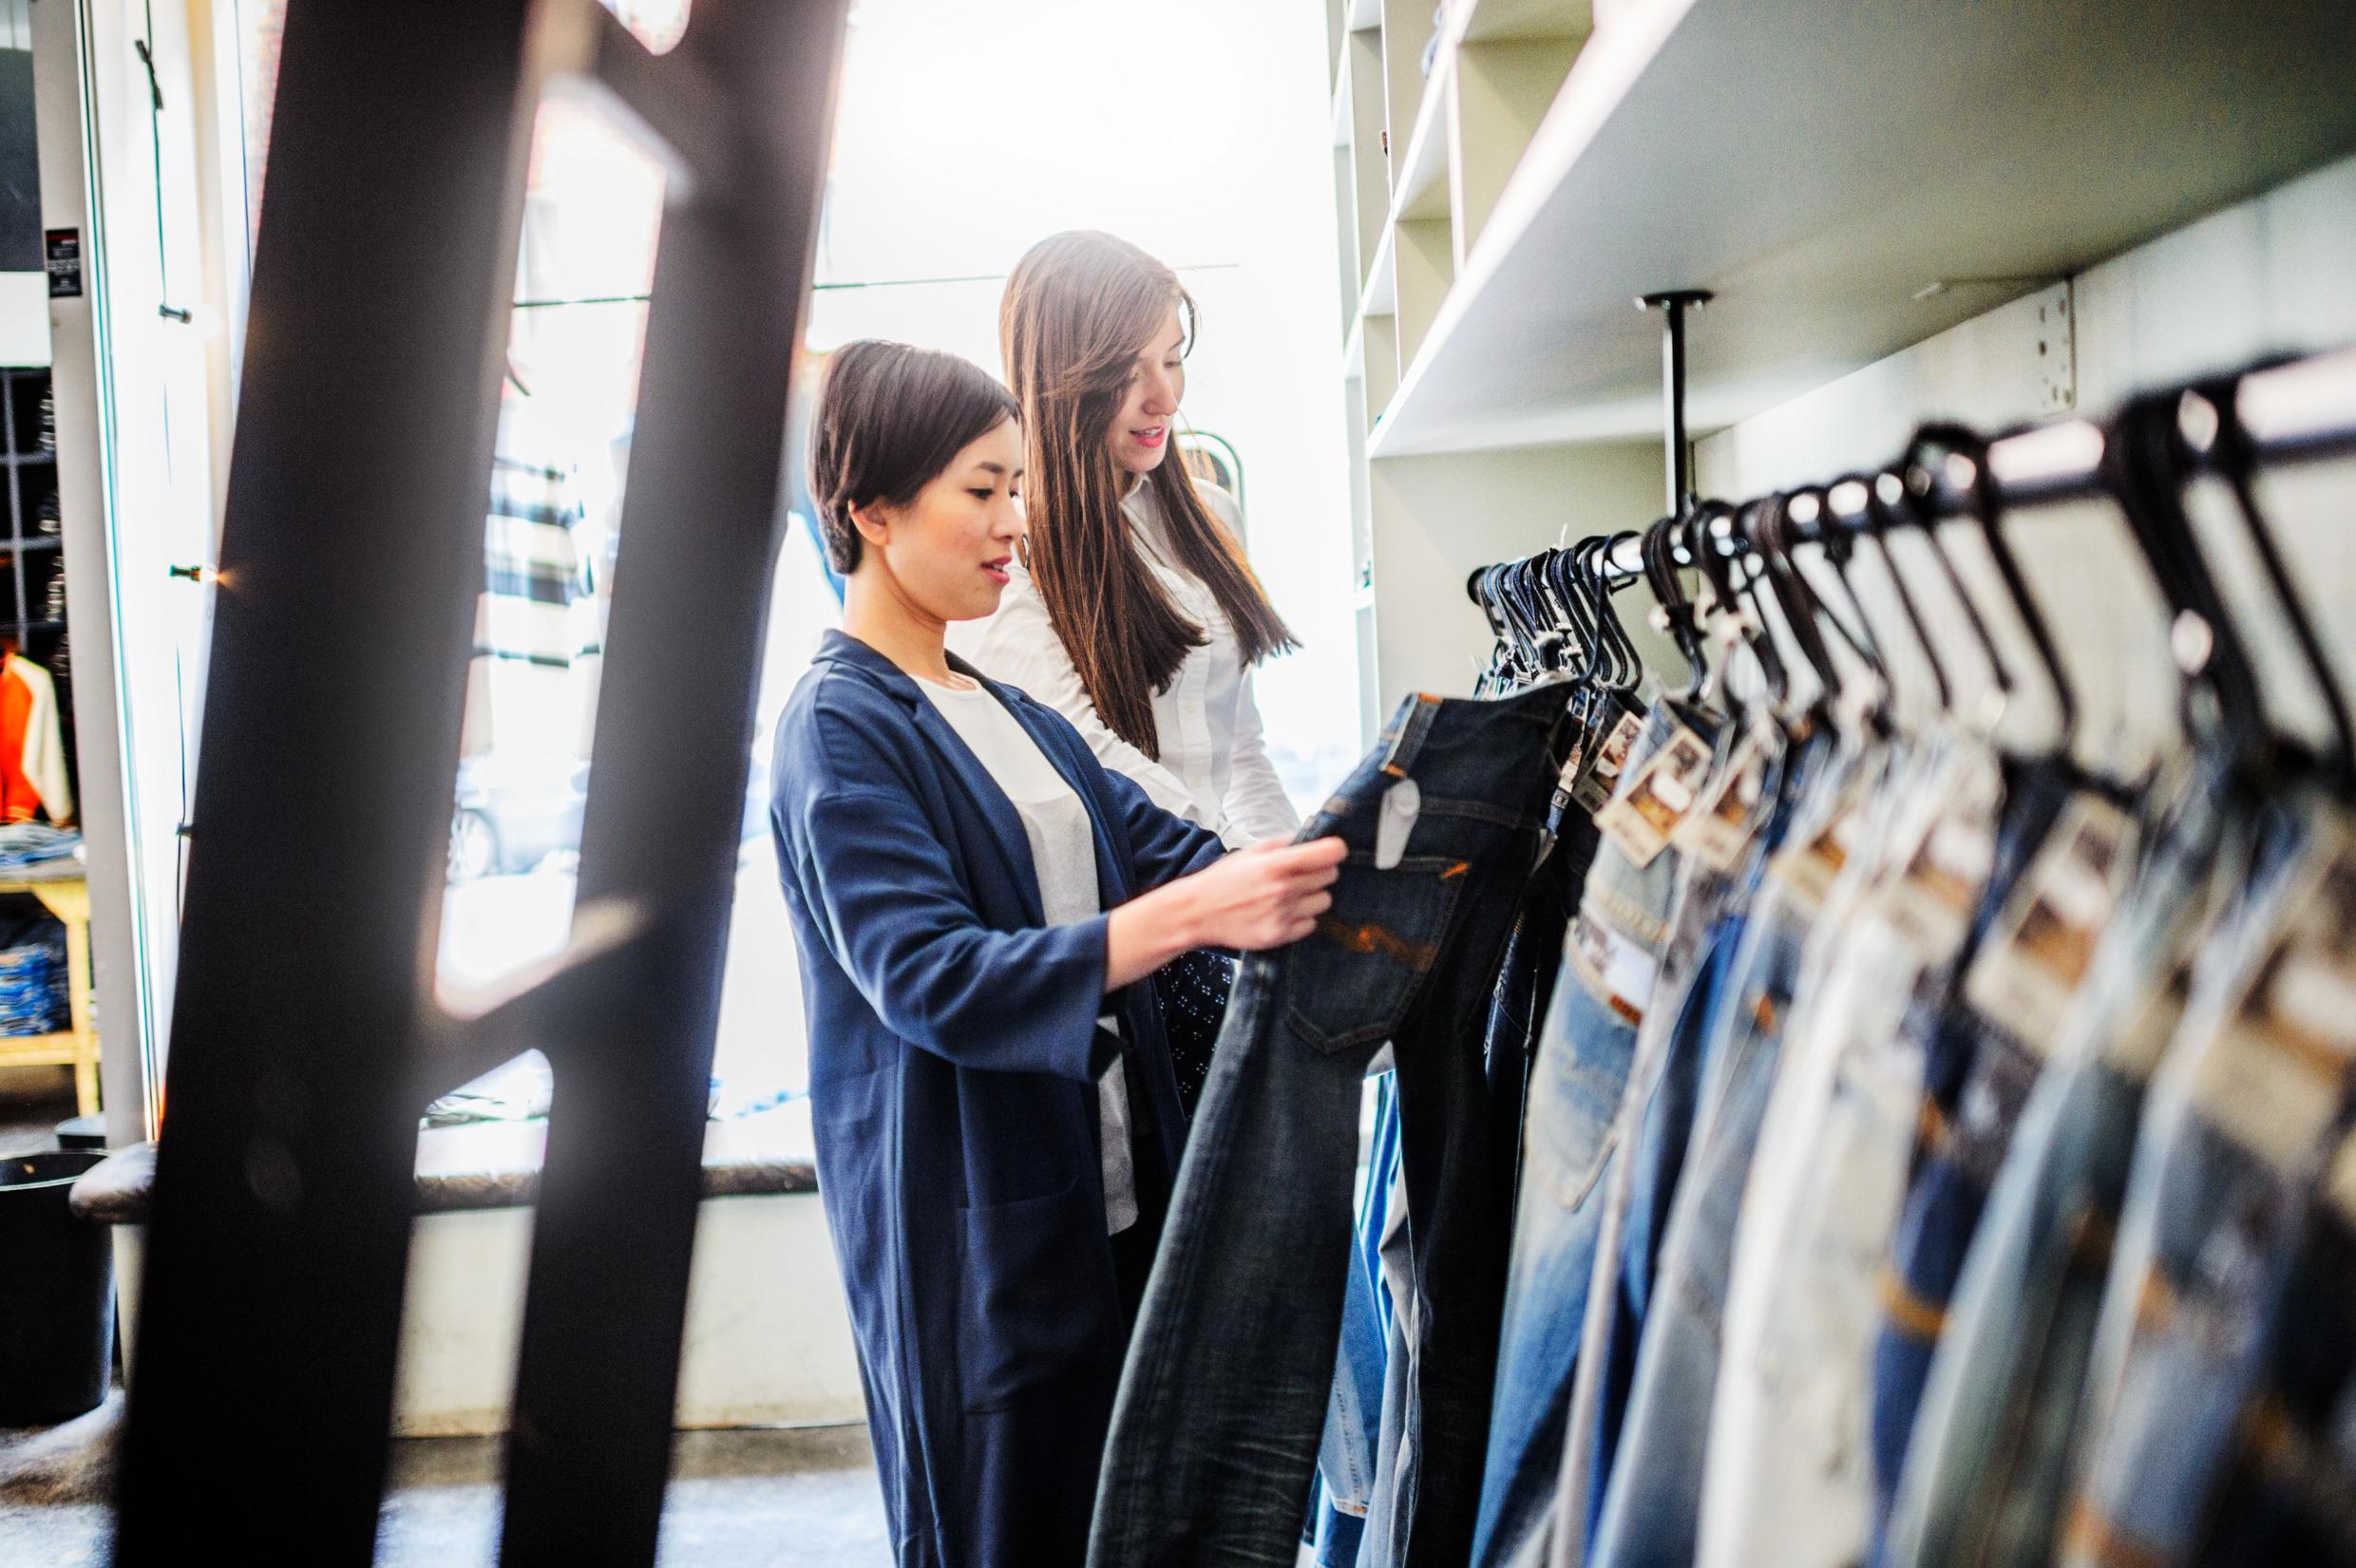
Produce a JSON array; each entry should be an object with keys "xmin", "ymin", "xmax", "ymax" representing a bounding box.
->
[
  {"xmin": 949, "ymin": 481, "xmax": 1302, "ymax": 850},
  {"xmin": 916, "ymin": 676, "xmax": 1137, "ymax": 1236}
]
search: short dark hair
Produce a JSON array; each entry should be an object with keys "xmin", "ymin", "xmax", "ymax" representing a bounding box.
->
[{"xmin": 808, "ymin": 340, "xmax": 1019, "ymax": 574}]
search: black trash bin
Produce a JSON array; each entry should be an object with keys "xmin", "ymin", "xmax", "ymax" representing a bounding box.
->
[{"xmin": 0, "ymin": 1149, "xmax": 113, "ymax": 1425}]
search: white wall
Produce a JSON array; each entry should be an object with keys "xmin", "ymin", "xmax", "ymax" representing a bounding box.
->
[
  {"xmin": 115, "ymin": 1192, "xmax": 869, "ymax": 1437},
  {"xmin": 1364, "ymin": 440, "xmax": 1667, "ymax": 715},
  {"xmin": 1694, "ymin": 151, "xmax": 2356, "ymax": 775}
]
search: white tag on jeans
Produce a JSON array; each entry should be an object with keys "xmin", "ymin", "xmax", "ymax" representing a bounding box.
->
[
  {"xmin": 1594, "ymin": 723, "xmax": 1712, "ymax": 869},
  {"xmin": 2191, "ymin": 841, "xmax": 2356, "ymax": 1176},
  {"xmin": 1963, "ymin": 793, "xmax": 2136, "ymax": 1056},
  {"xmin": 1376, "ymin": 778, "xmax": 1421, "ymax": 870}
]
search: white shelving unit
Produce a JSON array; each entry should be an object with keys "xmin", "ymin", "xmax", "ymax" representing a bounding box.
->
[{"xmin": 1324, "ymin": 0, "xmax": 2356, "ymax": 730}]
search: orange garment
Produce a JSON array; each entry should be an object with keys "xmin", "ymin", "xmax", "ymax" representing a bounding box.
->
[{"xmin": 0, "ymin": 652, "xmax": 71, "ymax": 824}]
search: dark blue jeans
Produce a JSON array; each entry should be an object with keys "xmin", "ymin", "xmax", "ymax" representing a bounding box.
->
[
  {"xmin": 2200, "ymin": 1151, "xmax": 2356, "ymax": 1566},
  {"xmin": 1090, "ymin": 684, "xmax": 1568, "ymax": 1568}
]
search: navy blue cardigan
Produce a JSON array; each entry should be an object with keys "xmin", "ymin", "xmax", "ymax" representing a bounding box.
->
[{"xmin": 769, "ymin": 630, "xmax": 1226, "ymax": 1568}]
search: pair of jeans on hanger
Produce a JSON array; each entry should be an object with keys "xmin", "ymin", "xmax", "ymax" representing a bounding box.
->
[
  {"xmin": 1471, "ymin": 699, "xmax": 1696, "ymax": 1568},
  {"xmin": 1571, "ymin": 737, "xmax": 1871, "ymax": 1568},
  {"xmin": 2057, "ymin": 808, "xmax": 2356, "ymax": 1568},
  {"xmin": 1874, "ymin": 763, "xmax": 2256, "ymax": 1568},
  {"xmin": 1090, "ymin": 682, "xmax": 1568, "ymax": 1568},
  {"xmin": 1695, "ymin": 738, "xmax": 2004, "ymax": 1568},
  {"xmin": 1356, "ymin": 797, "xmax": 1600, "ymax": 1568},
  {"xmin": 1867, "ymin": 755, "xmax": 2100, "ymax": 1511}
]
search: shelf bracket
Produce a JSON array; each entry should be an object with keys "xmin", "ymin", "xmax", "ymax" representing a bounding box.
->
[{"xmin": 1639, "ymin": 289, "xmax": 1713, "ymax": 514}]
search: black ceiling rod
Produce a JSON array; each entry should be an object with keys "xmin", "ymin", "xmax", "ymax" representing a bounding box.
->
[{"xmin": 1639, "ymin": 289, "xmax": 1715, "ymax": 516}]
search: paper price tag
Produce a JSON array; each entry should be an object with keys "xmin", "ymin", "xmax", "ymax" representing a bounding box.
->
[
  {"xmin": 1595, "ymin": 724, "xmax": 1713, "ymax": 868},
  {"xmin": 1767, "ymin": 758, "xmax": 1873, "ymax": 920},
  {"xmin": 1963, "ymin": 794, "xmax": 2137, "ymax": 1055},
  {"xmin": 1672, "ymin": 721, "xmax": 1772, "ymax": 871},
  {"xmin": 1880, "ymin": 789, "xmax": 2000, "ymax": 964},
  {"xmin": 2190, "ymin": 845, "xmax": 2356, "ymax": 1176},
  {"xmin": 1568, "ymin": 909, "xmax": 1660, "ymax": 1028},
  {"xmin": 1883, "ymin": 815, "xmax": 1996, "ymax": 960},
  {"xmin": 1571, "ymin": 708, "xmax": 1646, "ymax": 816}
]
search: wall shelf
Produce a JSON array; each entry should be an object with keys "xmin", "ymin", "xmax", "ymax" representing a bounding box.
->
[
  {"xmin": 1461, "ymin": 0, "xmax": 1591, "ymax": 45},
  {"xmin": 1366, "ymin": 0, "xmax": 2356, "ymax": 458},
  {"xmin": 1329, "ymin": 0, "xmax": 2356, "ymax": 735},
  {"xmin": 1384, "ymin": 40, "xmax": 1454, "ymax": 226}
]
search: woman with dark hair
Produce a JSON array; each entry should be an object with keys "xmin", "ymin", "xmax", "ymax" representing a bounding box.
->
[
  {"xmin": 770, "ymin": 339, "xmax": 1343, "ymax": 1568},
  {"xmin": 950, "ymin": 230, "xmax": 1302, "ymax": 850}
]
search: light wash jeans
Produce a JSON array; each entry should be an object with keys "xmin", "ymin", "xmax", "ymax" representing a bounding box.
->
[
  {"xmin": 1698, "ymin": 743, "xmax": 2001, "ymax": 1568},
  {"xmin": 1876, "ymin": 765, "xmax": 2249, "ymax": 1568},
  {"xmin": 2058, "ymin": 806, "xmax": 2354, "ymax": 1568}
]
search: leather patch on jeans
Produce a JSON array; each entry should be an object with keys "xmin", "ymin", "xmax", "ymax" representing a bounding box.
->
[{"xmin": 1316, "ymin": 916, "xmax": 1437, "ymax": 969}]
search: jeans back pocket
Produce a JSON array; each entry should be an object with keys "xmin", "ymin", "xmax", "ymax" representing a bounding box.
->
[{"xmin": 1285, "ymin": 852, "xmax": 1468, "ymax": 1054}]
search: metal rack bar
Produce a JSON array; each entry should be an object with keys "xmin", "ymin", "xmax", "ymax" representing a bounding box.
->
[{"xmin": 1470, "ymin": 342, "xmax": 2356, "ymax": 595}]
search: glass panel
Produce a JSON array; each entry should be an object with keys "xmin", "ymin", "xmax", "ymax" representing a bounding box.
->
[{"xmin": 433, "ymin": 95, "xmax": 664, "ymax": 1031}]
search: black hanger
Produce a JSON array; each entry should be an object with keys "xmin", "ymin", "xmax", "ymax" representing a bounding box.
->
[
  {"xmin": 1746, "ymin": 491, "xmax": 1861, "ymax": 727},
  {"xmin": 1544, "ymin": 546, "xmax": 1601, "ymax": 686},
  {"xmin": 1580, "ymin": 534, "xmax": 1644, "ymax": 692},
  {"xmin": 2100, "ymin": 390, "xmax": 2271, "ymax": 774},
  {"xmin": 1708, "ymin": 501, "xmax": 1792, "ymax": 708},
  {"xmin": 1855, "ymin": 469, "xmax": 1956, "ymax": 717},
  {"xmin": 1906, "ymin": 424, "xmax": 2063, "ymax": 748},
  {"xmin": 1471, "ymin": 565, "xmax": 1521, "ymax": 696},
  {"xmin": 1786, "ymin": 483, "xmax": 1895, "ymax": 712},
  {"xmin": 1642, "ymin": 506, "xmax": 1713, "ymax": 700},
  {"xmin": 2193, "ymin": 369, "xmax": 2356, "ymax": 793}
]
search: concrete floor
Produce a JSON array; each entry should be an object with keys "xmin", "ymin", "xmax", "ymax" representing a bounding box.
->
[{"xmin": 0, "ymin": 1402, "xmax": 892, "ymax": 1566}]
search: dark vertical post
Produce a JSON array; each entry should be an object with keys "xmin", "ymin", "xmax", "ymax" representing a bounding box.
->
[
  {"xmin": 1639, "ymin": 290, "xmax": 1713, "ymax": 514},
  {"xmin": 113, "ymin": 2, "xmax": 851, "ymax": 1564},
  {"xmin": 496, "ymin": 5, "xmax": 847, "ymax": 1562},
  {"xmin": 114, "ymin": 3, "xmax": 542, "ymax": 1561}
]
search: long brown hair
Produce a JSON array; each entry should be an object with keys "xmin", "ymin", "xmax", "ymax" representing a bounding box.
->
[{"xmin": 1000, "ymin": 231, "xmax": 1298, "ymax": 759}]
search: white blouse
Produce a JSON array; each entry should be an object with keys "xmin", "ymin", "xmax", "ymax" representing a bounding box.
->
[{"xmin": 949, "ymin": 482, "xmax": 1302, "ymax": 849}]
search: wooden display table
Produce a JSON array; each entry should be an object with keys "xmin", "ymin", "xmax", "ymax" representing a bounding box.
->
[{"xmin": 0, "ymin": 863, "xmax": 97, "ymax": 1113}]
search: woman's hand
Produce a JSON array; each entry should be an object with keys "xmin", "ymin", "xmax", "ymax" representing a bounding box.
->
[{"xmin": 1105, "ymin": 837, "xmax": 1347, "ymax": 991}]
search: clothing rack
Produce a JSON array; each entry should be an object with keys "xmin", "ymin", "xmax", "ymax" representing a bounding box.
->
[{"xmin": 1467, "ymin": 334, "xmax": 2356, "ymax": 599}]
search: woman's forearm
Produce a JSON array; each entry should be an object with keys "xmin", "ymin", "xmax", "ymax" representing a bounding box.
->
[
  {"xmin": 1103, "ymin": 837, "xmax": 1345, "ymax": 992},
  {"xmin": 1105, "ymin": 882, "xmax": 1200, "ymax": 991}
]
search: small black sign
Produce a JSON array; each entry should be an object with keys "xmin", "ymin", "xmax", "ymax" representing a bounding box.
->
[{"xmin": 44, "ymin": 229, "xmax": 81, "ymax": 299}]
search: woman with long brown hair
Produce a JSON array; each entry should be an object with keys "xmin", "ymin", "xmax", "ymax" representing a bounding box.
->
[
  {"xmin": 950, "ymin": 230, "xmax": 1302, "ymax": 849},
  {"xmin": 772, "ymin": 340, "xmax": 1343, "ymax": 1568}
]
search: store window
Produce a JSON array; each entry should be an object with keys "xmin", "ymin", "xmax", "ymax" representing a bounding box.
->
[{"xmin": 209, "ymin": 0, "xmax": 1355, "ymax": 1124}]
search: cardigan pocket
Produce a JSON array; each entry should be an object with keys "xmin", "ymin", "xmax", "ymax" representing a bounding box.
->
[{"xmin": 954, "ymin": 1176, "xmax": 1120, "ymax": 1412}]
